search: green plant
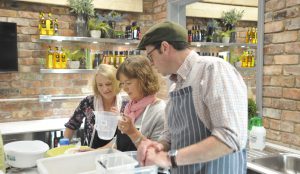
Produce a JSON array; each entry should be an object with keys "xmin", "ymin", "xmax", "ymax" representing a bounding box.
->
[
  {"xmin": 67, "ymin": 0, "xmax": 94, "ymax": 18},
  {"xmin": 215, "ymin": 29, "xmax": 222, "ymax": 36},
  {"xmin": 221, "ymin": 29, "xmax": 235, "ymax": 37},
  {"xmin": 98, "ymin": 10, "xmax": 122, "ymax": 22},
  {"xmin": 88, "ymin": 18, "xmax": 98, "ymax": 30},
  {"xmin": 65, "ymin": 49, "xmax": 84, "ymax": 61},
  {"xmin": 114, "ymin": 30, "xmax": 125, "ymax": 37},
  {"xmin": 207, "ymin": 19, "xmax": 219, "ymax": 28},
  {"xmin": 248, "ymin": 98, "xmax": 257, "ymax": 120},
  {"xmin": 229, "ymin": 55, "xmax": 240, "ymax": 65},
  {"xmin": 88, "ymin": 18, "xmax": 111, "ymax": 34},
  {"xmin": 222, "ymin": 9, "xmax": 244, "ymax": 26}
]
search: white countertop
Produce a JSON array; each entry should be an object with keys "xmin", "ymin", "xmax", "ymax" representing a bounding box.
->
[{"xmin": 0, "ymin": 118, "xmax": 69, "ymax": 135}]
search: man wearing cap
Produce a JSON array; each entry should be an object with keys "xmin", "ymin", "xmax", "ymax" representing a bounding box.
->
[{"xmin": 137, "ymin": 21, "xmax": 248, "ymax": 174}]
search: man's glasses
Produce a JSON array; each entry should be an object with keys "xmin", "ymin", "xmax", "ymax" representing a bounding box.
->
[{"xmin": 146, "ymin": 47, "xmax": 157, "ymax": 62}]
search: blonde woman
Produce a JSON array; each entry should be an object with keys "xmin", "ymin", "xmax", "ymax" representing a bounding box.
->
[{"xmin": 64, "ymin": 64, "xmax": 124, "ymax": 148}]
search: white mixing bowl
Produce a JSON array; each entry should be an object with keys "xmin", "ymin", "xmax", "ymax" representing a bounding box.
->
[{"xmin": 4, "ymin": 140, "xmax": 49, "ymax": 168}]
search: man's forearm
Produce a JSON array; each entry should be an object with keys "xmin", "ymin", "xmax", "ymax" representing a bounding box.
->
[{"xmin": 176, "ymin": 136, "xmax": 233, "ymax": 166}]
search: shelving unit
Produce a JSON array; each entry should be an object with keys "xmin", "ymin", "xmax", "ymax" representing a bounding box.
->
[
  {"xmin": 39, "ymin": 35, "xmax": 140, "ymax": 45},
  {"xmin": 39, "ymin": 35, "xmax": 141, "ymax": 74},
  {"xmin": 40, "ymin": 69, "xmax": 96, "ymax": 74},
  {"xmin": 190, "ymin": 42, "xmax": 257, "ymax": 48}
]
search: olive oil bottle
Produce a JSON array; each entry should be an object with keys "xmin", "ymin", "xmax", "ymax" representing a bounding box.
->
[
  {"xmin": 60, "ymin": 47, "xmax": 67, "ymax": 69},
  {"xmin": 40, "ymin": 12, "xmax": 47, "ymax": 35},
  {"xmin": 247, "ymin": 51, "xmax": 252, "ymax": 67},
  {"xmin": 53, "ymin": 47, "xmax": 61, "ymax": 69},
  {"xmin": 241, "ymin": 51, "xmax": 248, "ymax": 68},
  {"xmin": 54, "ymin": 18, "xmax": 59, "ymax": 35},
  {"xmin": 38, "ymin": 12, "xmax": 42, "ymax": 33},
  {"xmin": 46, "ymin": 46, "xmax": 53, "ymax": 69},
  {"xmin": 250, "ymin": 51, "xmax": 255, "ymax": 67},
  {"xmin": 46, "ymin": 13, "xmax": 54, "ymax": 35},
  {"xmin": 245, "ymin": 28, "xmax": 250, "ymax": 43}
]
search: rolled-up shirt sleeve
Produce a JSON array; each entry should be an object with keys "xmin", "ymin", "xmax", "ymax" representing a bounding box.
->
[
  {"xmin": 158, "ymin": 101, "xmax": 171, "ymax": 147},
  {"xmin": 203, "ymin": 62, "xmax": 248, "ymax": 151}
]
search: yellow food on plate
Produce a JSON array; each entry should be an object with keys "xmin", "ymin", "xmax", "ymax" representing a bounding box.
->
[{"xmin": 46, "ymin": 145, "xmax": 91, "ymax": 157}]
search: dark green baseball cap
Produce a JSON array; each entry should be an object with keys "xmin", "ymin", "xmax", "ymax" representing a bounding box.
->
[{"xmin": 137, "ymin": 21, "xmax": 188, "ymax": 50}]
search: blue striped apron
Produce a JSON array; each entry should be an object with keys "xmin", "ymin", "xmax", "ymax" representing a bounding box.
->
[{"xmin": 168, "ymin": 86, "xmax": 246, "ymax": 174}]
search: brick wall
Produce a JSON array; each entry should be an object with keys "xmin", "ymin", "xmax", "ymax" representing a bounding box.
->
[
  {"xmin": 263, "ymin": 0, "xmax": 300, "ymax": 149},
  {"xmin": 152, "ymin": 0, "xmax": 167, "ymax": 23},
  {"xmin": 0, "ymin": 0, "xmax": 166, "ymax": 122}
]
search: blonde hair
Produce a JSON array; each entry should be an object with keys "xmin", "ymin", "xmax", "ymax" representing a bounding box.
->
[
  {"xmin": 116, "ymin": 57, "xmax": 160, "ymax": 96},
  {"xmin": 93, "ymin": 64, "xmax": 120, "ymax": 97}
]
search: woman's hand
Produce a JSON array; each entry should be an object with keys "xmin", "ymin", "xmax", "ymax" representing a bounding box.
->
[
  {"xmin": 118, "ymin": 116, "xmax": 136, "ymax": 135},
  {"xmin": 110, "ymin": 107, "xmax": 119, "ymax": 114}
]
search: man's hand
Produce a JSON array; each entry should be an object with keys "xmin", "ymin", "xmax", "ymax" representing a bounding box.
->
[
  {"xmin": 137, "ymin": 139, "xmax": 164, "ymax": 166},
  {"xmin": 145, "ymin": 148, "xmax": 171, "ymax": 168}
]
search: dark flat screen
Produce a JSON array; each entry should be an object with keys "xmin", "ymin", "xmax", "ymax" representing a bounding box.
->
[{"xmin": 0, "ymin": 22, "xmax": 18, "ymax": 72}]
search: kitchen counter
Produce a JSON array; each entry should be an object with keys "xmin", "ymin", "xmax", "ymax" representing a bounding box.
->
[
  {"xmin": 0, "ymin": 118, "xmax": 69, "ymax": 135},
  {"xmin": 247, "ymin": 142, "xmax": 300, "ymax": 174},
  {"xmin": 4, "ymin": 142, "xmax": 300, "ymax": 174}
]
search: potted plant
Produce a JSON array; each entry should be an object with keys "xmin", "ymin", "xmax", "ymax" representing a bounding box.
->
[
  {"xmin": 221, "ymin": 9, "xmax": 244, "ymax": 30},
  {"xmin": 222, "ymin": 9, "xmax": 244, "ymax": 42},
  {"xmin": 67, "ymin": 0, "xmax": 95, "ymax": 37},
  {"xmin": 97, "ymin": 11, "xmax": 123, "ymax": 37},
  {"xmin": 214, "ymin": 29, "xmax": 223, "ymax": 42},
  {"xmin": 207, "ymin": 19, "xmax": 219, "ymax": 42},
  {"xmin": 65, "ymin": 49, "xmax": 84, "ymax": 69},
  {"xmin": 248, "ymin": 98, "xmax": 257, "ymax": 121},
  {"xmin": 221, "ymin": 30, "xmax": 234, "ymax": 43},
  {"xmin": 98, "ymin": 11, "xmax": 122, "ymax": 29},
  {"xmin": 88, "ymin": 18, "xmax": 111, "ymax": 38},
  {"xmin": 229, "ymin": 55, "xmax": 241, "ymax": 67},
  {"xmin": 114, "ymin": 30, "xmax": 125, "ymax": 39},
  {"xmin": 248, "ymin": 98, "xmax": 258, "ymax": 131}
]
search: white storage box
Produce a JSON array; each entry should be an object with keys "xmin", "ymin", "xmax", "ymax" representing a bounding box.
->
[
  {"xmin": 96, "ymin": 151, "xmax": 157, "ymax": 174},
  {"xmin": 37, "ymin": 148, "xmax": 119, "ymax": 174},
  {"xmin": 96, "ymin": 151, "xmax": 138, "ymax": 173},
  {"xmin": 37, "ymin": 149, "xmax": 157, "ymax": 174}
]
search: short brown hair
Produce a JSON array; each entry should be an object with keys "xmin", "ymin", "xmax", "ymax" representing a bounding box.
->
[
  {"xmin": 93, "ymin": 64, "xmax": 120, "ymax": 97},
  {"xmin": 116, "ymin": 57, "xmax": 160, "ymax": 96}
]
